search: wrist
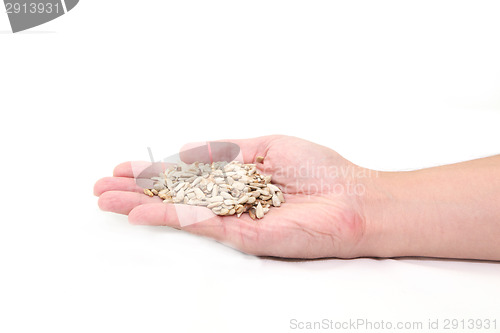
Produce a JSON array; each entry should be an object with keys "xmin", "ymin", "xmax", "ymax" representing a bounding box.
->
[{"xmin": 357, "ymin": 170, "xmax": 429, "ymax": 258}]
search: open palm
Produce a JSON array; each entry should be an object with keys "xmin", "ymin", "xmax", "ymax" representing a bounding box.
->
[{"xmin": 94, "ymin": 135, "xmax": 370, "ymax": 258}]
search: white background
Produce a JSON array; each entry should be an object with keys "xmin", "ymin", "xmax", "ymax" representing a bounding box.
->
[{"xmin": 1, "ymin": 1, "xmax": 499, "ymax": 332}]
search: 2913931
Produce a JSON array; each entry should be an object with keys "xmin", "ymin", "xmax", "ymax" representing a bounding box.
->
[{"xmin": 5, "ymin": 2, "xmax": 61, "ymax": 14}]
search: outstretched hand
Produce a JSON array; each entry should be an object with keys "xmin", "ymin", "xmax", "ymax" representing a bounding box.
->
[{"xmin": 94, "ymin": 135, "xmax": 374, "ymax": 259}]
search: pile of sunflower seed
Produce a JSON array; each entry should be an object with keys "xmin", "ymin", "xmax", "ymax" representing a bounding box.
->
[{"xmin": 143, "ymin": 160, "xmax": 285, "ymax": 219}]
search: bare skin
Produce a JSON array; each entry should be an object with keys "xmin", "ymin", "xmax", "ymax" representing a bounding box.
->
[{"xmin": 94, "ymin": 135, "xmax": 500, "ymax": 260}]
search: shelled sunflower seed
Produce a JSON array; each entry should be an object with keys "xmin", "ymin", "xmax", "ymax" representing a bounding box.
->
[{"xmin": 143, "ymin": 160, "xmax": 285, "ymax": 219}]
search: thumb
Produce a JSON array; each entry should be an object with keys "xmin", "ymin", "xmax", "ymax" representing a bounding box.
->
[{"xmin": 179, "ymin": 136, "xmax": 276, "ymax": 164}]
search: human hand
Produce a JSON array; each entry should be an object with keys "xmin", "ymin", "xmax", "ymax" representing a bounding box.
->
[{"xmin": 94, "ymin": 135, "xmax": 377, "ymax": 259}]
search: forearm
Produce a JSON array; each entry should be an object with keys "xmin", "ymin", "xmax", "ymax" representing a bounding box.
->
[{"xmin": 362, "ymin": 156, "xmax": 500, "ymax": 260}]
